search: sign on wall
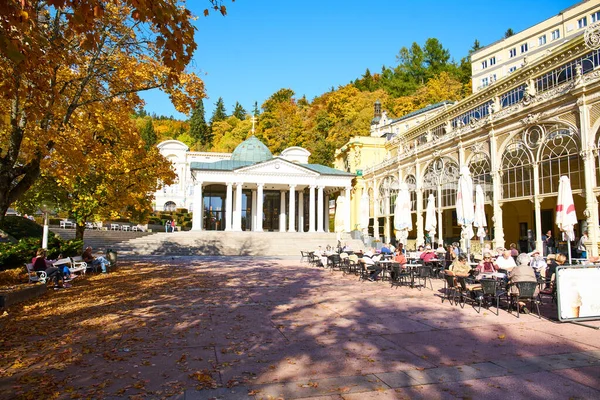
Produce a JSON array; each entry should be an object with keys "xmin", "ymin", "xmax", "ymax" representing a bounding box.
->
[{"xmin": 556, "ymin": 265, "xmax": 600, "ymax": 322}]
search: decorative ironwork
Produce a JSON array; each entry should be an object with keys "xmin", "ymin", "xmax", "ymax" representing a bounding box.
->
[
  {"xmin": 378, "ymin": 175, "xmax": 399, "ymax": 216},
  {"xmin": 539, "ymin": 129, "xmax": 582, "ymax": 194},
  {"xmin": 405, "ymin": 175, "xmax": 417, "ymax": 213},
  {"xmin": 501, "ymin": 139, "xmax": 533, "ymax": 199},
  {"xmin": 422, "ymin": 157, "xmax": 459, "ymax": 208},
  {"xmin": 469, "ymin": 152, "xmax": 493, "ymax": 202},
  {"xmin": 585, "ymin": 21, "xmax": 600, "ymax": 50}
]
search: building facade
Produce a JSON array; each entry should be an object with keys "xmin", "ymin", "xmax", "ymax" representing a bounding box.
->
[
  {"xmin": 155, "ymin": 137, "xmax": 354, "ymax": 232},
  {"xmin": 336, "ymin": 27, "xmax": 600, "ymax": 257}
]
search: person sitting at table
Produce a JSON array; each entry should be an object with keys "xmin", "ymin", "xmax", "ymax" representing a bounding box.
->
[
  {"xmin": 446, "ymin": 254, "xmax": 471, "ymax": 278},
  {"xmin": 529, "ymin": 249, "xmax": 547, "ymax": 279},
  {"xmin": 435, "ymin": 244, "xmax": 446, "ymax": 257},
  {"xmin": 419, "ymin": 245, "xmax": 436, "ymax": 263},
  {"xmin": 476, "ymin": 252, "xmax": 499, "ymax": 274},
  {"xmin": 82, "ymin": 246, "xmax": 110, "ymax": 273},
  {"xmin": 495, "ymin": 250, "xmax": 517, "ymax": 269},
  {"xmin": 508, "ymin": 253, "xmax": 539, "ymax": 313},
  {"xmin": 32, "ymin": 248, "xmax": 68, "ymax": 288},
  {"xmin": 360, "ymin": 253, "xmax": 382, "ymax": 281},
  {"xmin": 444, "ymin": 245, "xmax": 456, "ymax": 269},
  {"xmin": 380, "ymin": 244, "xmax": 392, "ymax": 255},
  {"xmin": 509, "ymin": 243, "xmax": 519, "ymax": 258},
  {"xmin": 342, "ymin": 243, "xmax": 352, "ymax": 252},
  {"xmin": 546, "ymin": 253, "xmax": 566, "ymax": 280},
  {"xmin": 396, "ymin": 242, "xmax": 405, "ymax": 254}
]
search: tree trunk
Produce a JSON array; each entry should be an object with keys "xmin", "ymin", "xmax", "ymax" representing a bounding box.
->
[{"xmin": 75, "ymin": 224, "xmax": 86, "ymax": 240}]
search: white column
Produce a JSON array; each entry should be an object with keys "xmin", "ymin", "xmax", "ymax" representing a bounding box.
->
[
  {"xmin": 288, "ymin": 185, "xmax": 296, "ymax": 232},
  {"xmin": 416, "ymin": 188, "xmax": 424, "ymax": 246},
  {"xmin": 192, "ymin": 181, "xmax": 203, "ymax": 231},
  {"xmin": 437, "ymin": 185, "xmax": 443, "ymax": 244},
  {"xmin": 490, "ymin": 132, "xmax": 505, "ymax": 249},
  {"xmin": 251, "ymin": 189, "xmax": 257, "ymax": 231},
  {"xmin": 256, "ymin": 183, "xmax": 264, "ymax": 232},
  {"xmin": 298, "ymin": 191, "xmax": 304, "ymax": 233},
  {"xmin": 325, "ymin": 194, "xmax": 330, "ymax": 232},
  {"xmin": 373, "ymin": 179, "xmax": 380, "ymax": 239},
  {"xmin": 533, "ymin": 162, "xmax": 543, "ymax": 252},
  {"xmin": 579, "ymin": 99, "xmax": 599, "ymax": 257},
  {"xmin": 317, "ymin": 186, "xmax": 324, "ymax": 232},
  {"xmin": 384, "ymin": 192, "xmax": 391, "ymax": 241},
  {"xmin": 309, "ymin": 185, "xmax": 316, "ymax": 232},
  {"xmin": 279, "ymin": 190, "xmax": 286, "ymax": 232},
  {"xmin": 225, "ymin": 182, "xmax": 233, "ymax": 231},
  {"xmin": 234, "ymin": 183, "xmax": 243, "ymax": 231},
  {"xmin": 344, "ymin": 186, "xmax": 352, "ymax": 233}
]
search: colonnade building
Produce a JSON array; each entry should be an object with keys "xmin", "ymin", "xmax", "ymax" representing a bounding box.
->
[
  {"xmin": 155, "ymin": 137, "xmax": 354, "ymax": 233},
  {"xmin": 335, "ymin": 20, "xmax": 600, "ymax": 257}
]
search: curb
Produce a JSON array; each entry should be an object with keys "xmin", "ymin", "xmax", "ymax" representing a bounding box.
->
[{"xmin": 0, "ymin": 284, "xmax": 47, "ymax": 310}]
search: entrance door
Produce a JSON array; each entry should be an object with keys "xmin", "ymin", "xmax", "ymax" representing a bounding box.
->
[
  {"xmin": 203, "ymin": 185, "xmax": 226, "ymax": 231},
  {"xmin": 263, "ymin": 191, "xmax": 280, "ymax": 231}
]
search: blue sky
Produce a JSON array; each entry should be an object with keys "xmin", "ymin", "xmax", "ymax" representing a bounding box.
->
[{"xmin": 140, "ymin": 0, "xmax": 576, "ymax": 119}]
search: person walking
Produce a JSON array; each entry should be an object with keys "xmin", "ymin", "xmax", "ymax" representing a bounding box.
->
[
  {"xmin": 544, "ymin": 230, "xmax": 555, "ymax": 255},
  {"xmin": 165, "ymin": 219, "xmax": 171, "ymax": 233},
  {"xmin": 171, "ymin": 219, "xmax": 176, "ymax": 232}
]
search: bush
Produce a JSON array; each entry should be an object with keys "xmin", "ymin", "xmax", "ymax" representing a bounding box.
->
[
  {"xmin": 0, "ymin": 236, "xmax": 84, "ymax": 271},
  {"xmin": 0, "ymin": 216, "xmax": 43, "ymax": 240}
]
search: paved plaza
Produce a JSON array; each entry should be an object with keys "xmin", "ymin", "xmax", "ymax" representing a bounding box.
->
[{"xmin": 1, "ymin": 257, "xmax": 599, "ymax": 399}]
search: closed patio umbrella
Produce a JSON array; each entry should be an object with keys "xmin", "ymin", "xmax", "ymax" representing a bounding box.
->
[
  {"xmin": 556, "ymin": 175, "xmax": 577, "ymax": 264},
  {"xmin": 425, "ymin": 194, "xmax": 437, "ymax": 247},
  {"xmin": 394, "ymin": 182, "xmax": 412, "ymax": 246},
  {"xmin": 473, "ymin": 184, "xmax": 487, "ymax": 259},
  {"xmin": 456, "ymin": 166, "xmax": 475, "ymax": 256}
]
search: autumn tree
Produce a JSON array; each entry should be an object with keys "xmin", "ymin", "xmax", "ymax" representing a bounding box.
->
[
  {"xmin": 258, "ymin": 89, "xmax": 303, "ymax": 154},
  {"xmin": 211, "ymin": 116, "xmax": 252, "ymax": 152},
  {"xmin": 189, "ymin": 99, "xmax": 211, "ymax": 147},
  {"xmin": 0, "ymin": 1, "xmax": 233, "ymax": 223},
  {"xmin": 140, "ymin": 118, "xmax": 157, "ymax": 150}
]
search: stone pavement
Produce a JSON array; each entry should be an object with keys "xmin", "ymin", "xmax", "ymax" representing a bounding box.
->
[{"xmin": 2, "ymin": 256, "xmax": 599, "ymax": 399}]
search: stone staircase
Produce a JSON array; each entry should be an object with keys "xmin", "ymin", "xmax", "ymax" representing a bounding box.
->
[{"xmin": 51, "ymin": 228, "xmax": 365, "ymax": 257}]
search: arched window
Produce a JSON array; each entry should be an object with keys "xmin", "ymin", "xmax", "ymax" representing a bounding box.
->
[
  {"xmin": 422, "ymin": 157, "xmax": 460, "ymax": 209},
  {"xmin": 164, "ymin": 201, "xmax": 177, "ymax": 212},
  {"xmin": 539, "ymin": 129, "xmax": 582, "ymax": 194},
  {"xmin": 378, "ymin": 176, "xmax": 399, "ymax": 215},
  {"xmin": 405, "ymin": 175, "xmax": 417, "ymax": 213},
  {"xmin": 469, "ymin": 152, "xmax": 492, "ymax": 202},
  {"xmin": 501, "ymin": 140, "xmax": 533, "ymax": 199}
]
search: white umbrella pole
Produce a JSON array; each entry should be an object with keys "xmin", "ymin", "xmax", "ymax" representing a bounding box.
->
[{"xmin": 567, "ymin": 238, "xmax": 572, "ymax": 265}]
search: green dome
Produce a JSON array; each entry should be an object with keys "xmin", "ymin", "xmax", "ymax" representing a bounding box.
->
[{"xmin": 231, "ymin": 135, "xmax": 273, "ymax": 163}]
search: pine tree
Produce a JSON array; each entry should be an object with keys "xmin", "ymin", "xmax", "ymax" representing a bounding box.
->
[
  {"xmin": 232, "ymin": 102, "xmax": 247, "ymax": 120},
  {"xmin": 140, "ymin": 117, "xmax": 157, "ymax": 150},
  {"xmin": 189, "ymin": 99, "xmax": 211, "ymax": 146},
  {"xmin": 252, "ymin": 101, "xmax": 260, "ymax": 117},
  {"xmin": 505, "ymin": 28, "xmax": 515, "ymax": 38},
  {"xmin": 210, "ymin": 97, "xmax": 227, "ymax": 125}
]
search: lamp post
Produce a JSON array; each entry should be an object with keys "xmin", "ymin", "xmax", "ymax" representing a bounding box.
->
[{"xmin": 40, "ymin": 203, "xmax": 49, "ymax": 249}]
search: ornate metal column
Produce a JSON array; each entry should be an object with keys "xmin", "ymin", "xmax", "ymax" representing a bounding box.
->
[{"xmin": 533, "ymin": 162, "xmax": 543, "ymax": 252}]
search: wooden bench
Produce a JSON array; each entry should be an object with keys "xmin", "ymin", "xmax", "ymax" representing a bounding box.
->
[{"xmin": 60, "ymin": 220, "xmax": 76, "ymax": 229}]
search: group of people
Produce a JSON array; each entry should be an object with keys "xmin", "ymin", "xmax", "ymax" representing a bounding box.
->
[
  {"xmin": 164, "ymin": 219, "xmax": 177, "ymax": 233},
  {"xmin": 32, "ymin": 246, "xmax": 112, "ymax": 288}
]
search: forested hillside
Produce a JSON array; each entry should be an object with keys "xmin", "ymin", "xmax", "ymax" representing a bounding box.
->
[{"xmin": 135, "ymin": 38, "xmax": 480, "ymax": 166}]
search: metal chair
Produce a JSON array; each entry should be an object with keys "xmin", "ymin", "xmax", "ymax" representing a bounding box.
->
[
  {"xmin": 442, "ymin": 273, "xmax": 465, "ymax": 308},
  {"xmin": 476, "ymin": 279, "xmax": 506, "ymax": 315},
  {"xmin": 509, "ymin": 281, "xmax": 541, "ymax": 318},
  {"xmin": 415, "ymin": 265, "xmax": 433, "ymax": 290}
]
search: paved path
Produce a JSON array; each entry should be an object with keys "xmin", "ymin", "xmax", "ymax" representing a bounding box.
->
[{"xmin": 2, "ymin": 257, "xmax": 599, "ymax": 399}]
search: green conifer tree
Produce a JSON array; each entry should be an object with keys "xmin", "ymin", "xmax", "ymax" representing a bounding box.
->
[
  {"xmin": 210, "ymin": 97, "xmax": 227, "ymax": 125},
  {"xmin": 140, "ymin": 117, "xmax": 157, "ymax": 150},
  {"xmin": 189, "ymin": 99, "xmax": 211, "ymax": 146},
  {"xmin": 232, "ymin": 102, "xmax": 247, "ymax": 120}
]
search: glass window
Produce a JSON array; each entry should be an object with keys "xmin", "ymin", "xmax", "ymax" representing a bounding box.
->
[
  {"xmin": 481, "ymin": 60, "xmax": 488, "ymax": 69},
  {"xmin": 509, "ymin": 48, "xmax": 517, "ymax": 58},
  {"xmin": 552, "ymin": 29, "xmax": 560, "ymax": 40},
  {"xmin": 592, "ymin": 11, "xmax": 600, "ymax": 23},
  {"xmin": 481, "ymin": 77, "xmax": 489, "ymax": 88},
  {"xmin": 501, "ymin": 141, "xmax": 533, "ymax": 199},
  {"xmin": 539, "ymin": 129, "xmax": 582, "ymax": 194},
  {"xmin": 578, "ymin": 17, "xmax": 587, "ymax": 29},
  {"xmin": 490, "ymin": 56, "xmax": 496, "ymax": 66},
  {"xmin": 509, "ymin": 66, "xmax": 517, "ymax": 73},
  {"xmin": 521, "ymin": 43, "xmax": 528, "ymax": 53},
  {"xmin": 539, "ymin": 35, "xmax": 547, "ymax": 46}
]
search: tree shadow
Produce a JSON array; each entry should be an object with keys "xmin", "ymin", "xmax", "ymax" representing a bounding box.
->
[{"xmin": 0, "ymin": 258, "xmax": 598, "ymax": 399}]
